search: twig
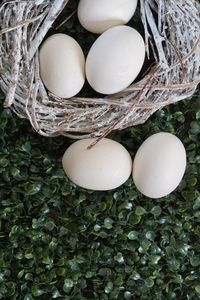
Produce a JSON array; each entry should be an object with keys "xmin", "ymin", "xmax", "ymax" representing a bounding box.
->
[
  {"xmin": 55, "ymin": 9, "xmax": 76, "ymax": 30},
  {"xmin": 28, "ymin": 0, "xmax": 70, "ymax": 60},
  {"xmin": 87, "ymin": 67, "xmax": 159, "ymax": 149},
  {"xmin": 3, "ymin": 3, "xmax": 26, "ymax": 107},
  {"xmin": 0, "ymin": 12, "xmax": 46, "ymax": 35}
]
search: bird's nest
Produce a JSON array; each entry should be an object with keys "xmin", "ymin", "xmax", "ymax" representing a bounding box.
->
[{"xmin": 0, "ymin": 0, "xmax": 199, "ymax": 144}]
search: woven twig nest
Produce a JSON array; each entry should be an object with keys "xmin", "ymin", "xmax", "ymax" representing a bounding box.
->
[{"xmin": 0, "ymin": 0, "xmax": 199, "ymax": 142}]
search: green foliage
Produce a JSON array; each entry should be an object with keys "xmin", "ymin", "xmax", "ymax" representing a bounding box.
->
[
  {"xmin": 0, "ymin": 1, "xmax": 200, "ymax": 298},
  {"xmin": 0, "ymin": 87, "xmax": 200, "ymax": 299}
]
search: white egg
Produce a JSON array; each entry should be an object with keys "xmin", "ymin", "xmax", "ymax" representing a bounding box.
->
[
  {"xmin": 39, "ymin": 33, "xmax": 85, "ymax": 98},
  {"xmin": 132, "ymin": 132, "xmax": 187, "ymax": 198},
  {"xmin": 62, "ymin": 138, "xmax": 132, "ymax": 191},
  {"xmin": 78, "ymin": 0, "xmax": 138, "ymax": 34},
  {"xmin": 86, "ymin": 25, "xmax": 145, "ymax": 94}
]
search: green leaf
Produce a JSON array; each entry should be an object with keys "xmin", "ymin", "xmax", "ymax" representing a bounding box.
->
[
  {"xmin": 25, "ymin": 273, "xmax": 33, "ymax": 281},
  {"xmin": 145, "ymin": 231, "xmax": 155, "ymax": 241},
  {"xmin": 0, "ymin": 157, "xmax": 8, "ymax": 167},
  {"xmin": 25, "ymin": 253, "xmax": 34, "ymax": 259},
  {"xmin": 25, "ymin": 182, "xmax": 42, "ymax": 195},
  {"xmin": 24, "ymin": 294, "xmax": 34, "ymax": 300},
  {"xmin": 104, "ymin": 217, "xmax": 113, "ymax": 229},
  {"xmin": 98, "ymin": 268, "xmax": 112, "ymax": 277},
  {"xmin": 114, "ymin": 252, "xmax": 124, "ymax": 263},
  {"xmin": 135, "ymin": 206, "xmax": 146, "ymax": 216},
  {"xmin": 11, "ymin": 167, "xmax": 21, "ymax": 178},
  {"xmin": 131, "ymin": 215, "xmax": 141, "ymax": 225},
  {"xmin": 63, "ymin": 279, "xmax": 74, "ymax": 293},
  {"xmin": 127, "ymin": 231, "xmax": 139, "ymax": 240},
  {"xmin": 195, "ymin": 286, "xmax": 200, "ymax": 294},
  {"xmin": 172, "ymin": 275, "xmax": 183, "ymax": 284},
  {"xmin": 131, "ymin": 271, "xmax": 141, "ymax": 280},
  {"xmin": 149, "ymin": 255, "xmax": 161, "ymax": 264},
  {"xmin": 196, "ymin": 110, "xmax": 200, "ymax": 120},
  {"xmin": 105, "ymin": 282, "xmax": 113, "ymax": 294},
  {"xmin": 145, "ymin": 278, "xmax": 154, "ymax": 288},
  {"xmin": 151, "ymin": 206, "xmax": 162, "ymax": 216},
  {"xmin": 190, "ymin": 121, "xmax": 200, "ymax": 134},
  {"xmin": 45, "ymin": 220, "xmax": 55, "ymax": 231},
  {"xmin": 17, "ymin": 270, "xmax": 24, "ymax": 279},
  {"xmin": 124, "ymin": 291, "xmax": 132, "ymax": 300},
  {"xmin": 52, "ymin": 288, "xmax": 61, "ymax": 298},
  {"xmin": 56, "ymin": 268, "xmax": 66, "ymax": 276},
  {"xmin": 139, "ymin": 239, "xmax": 151, "ymax": 253},
  {"xmin": 31, "ymin": 284, "xmax": 45, "ymax": 297},
  {"xmin": 190, "ymin": 256, "xmax": 200, "ymax": 267},
  {"xmin": 182, "ymin": 191, "xmax": 197, "ymax": 201},
  {"xmin": 21, "ymin": 141, "xmax": 31, "ymax": 153},
  {"xmin": 193, "ymin": 196, "xmax": 200, "ymax": 209}
]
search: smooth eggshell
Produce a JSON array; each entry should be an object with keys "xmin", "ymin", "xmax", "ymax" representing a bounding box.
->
[
  {"xmin": 78, "ymin": 0, "xmax": 138, "ymax": 34},
  {"xmin": 132, "ymin": 132, "xmax": 187, "ymax": 198},
  {"xmin": 86, "ymin": 25, "xmax": 145, "ymax": 94},
  {"xmin": 39, "ymin": 33, "xmax": 85, "ymax": 98},
  {"xmin": 62, "ymin": 138, "xmax": 132, "ymax": 191}
]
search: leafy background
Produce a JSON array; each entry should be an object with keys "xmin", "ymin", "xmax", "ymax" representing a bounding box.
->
[{"xmin": 0, "ymin": 0, "xmax": 200, "ymax": 299}]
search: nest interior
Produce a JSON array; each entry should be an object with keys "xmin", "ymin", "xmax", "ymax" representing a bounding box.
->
[{"xmin": 0, "ymin": 0, "xmax": 199, "ymax": 142}]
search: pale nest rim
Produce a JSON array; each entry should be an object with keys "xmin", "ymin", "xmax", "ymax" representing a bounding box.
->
[{"xmin": 0, "ymin": 0, "xmax": 199, "ymax": 146}]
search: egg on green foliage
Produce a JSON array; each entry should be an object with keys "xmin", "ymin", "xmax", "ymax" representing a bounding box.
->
[
  {"xmin": 62, "ymin": 138, "xmax": 132, "ymax": 191},
  {"xmin": 132, "ymin": 132, "xmax": 187, "ymax": 198}
]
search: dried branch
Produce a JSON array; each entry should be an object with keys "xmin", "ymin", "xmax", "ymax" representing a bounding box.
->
[{"xmin": 28, "ymin": 0, "xmax": 70, "ymax": 60}]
